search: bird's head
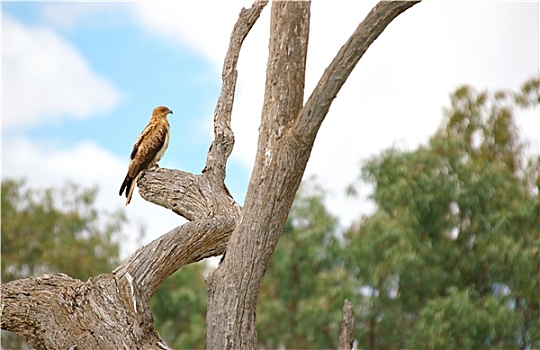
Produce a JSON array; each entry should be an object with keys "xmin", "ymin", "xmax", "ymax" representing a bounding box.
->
[{"xmin": 152, "ymin": 106, "xmax": 173, "ymax": 119}]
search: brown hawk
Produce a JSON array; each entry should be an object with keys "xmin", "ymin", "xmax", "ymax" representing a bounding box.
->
[{"xmin": 119, "ymin": 106, "xmax": 173, "ymax": 205}]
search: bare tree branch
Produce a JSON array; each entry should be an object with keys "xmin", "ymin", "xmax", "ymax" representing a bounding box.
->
[
  {"xmin": 294, "ymin": 1, "xmax": 420, "ymax": 142},
  {"xmin": 115, "ymin": 214, "xmax": 236, "ymax": 301},
  {"xmin": 204, "ymin": 0, "xmax": 269, "ymax": 182},
  {"xmin": 1, "ymin": 273, "xmax": 170, "ymax": 350}
]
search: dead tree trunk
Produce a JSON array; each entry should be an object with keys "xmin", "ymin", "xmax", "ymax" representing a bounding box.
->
[
  {"xmin": 340, "ymin": 299, "xmax": 355, "ymax": 350},
  {"xmin": 205, "ymin": 0, "xmax": 419, "ymax": 348},
  {"xmin": 1, "ymin": 1, "xmax": 419, "ymax": 349}
]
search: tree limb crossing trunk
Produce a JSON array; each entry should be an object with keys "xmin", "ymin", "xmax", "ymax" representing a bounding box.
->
[
  {"xmin": 206, "ymin": 1, "xmax": 419, "ymax": 348},
  {"xmin": 206, "ymin": 1, "xmax": 311, "ymax": 348}
]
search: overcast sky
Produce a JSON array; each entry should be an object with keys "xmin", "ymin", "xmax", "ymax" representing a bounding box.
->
[{"xmin": 2, "ymin": 1, "xmax": 539, "ymax": 258}]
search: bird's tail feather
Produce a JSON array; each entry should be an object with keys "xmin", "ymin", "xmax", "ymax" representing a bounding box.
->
[
  {"xmin": 125, "ymin": 172, "xmax": 142, "ymax": 206},
  {"xmin": 119, "ymin": 176, "xmax": 131, "ymax": 197}
]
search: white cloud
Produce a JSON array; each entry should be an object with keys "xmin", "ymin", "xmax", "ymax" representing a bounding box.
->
[
  {"xmin": 131, "ymin": 1, "xmax": 539, "ymax": 227},
  {"xmin": 2, "ymin": 14, "xmax": 121, "ymax": 129},
  {"xmin": 2, "ymin": 137, "xmax": 184, "ymax": 258},
  {"xmin": 132, "ymin": 0, "xmax": 255, "ymax": 68},
  {"xmin": 39, "ymin": 2, "xmax": 127, "ymax": 29}
]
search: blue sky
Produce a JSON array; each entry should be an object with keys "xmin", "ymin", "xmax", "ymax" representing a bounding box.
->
[
  {"xmin": 2, "ymin": 1, "xmax": 539, "ymax": 257},
  {"xmin": 3, "ymin": 2, "xmax": 223, "ymax": 174}
]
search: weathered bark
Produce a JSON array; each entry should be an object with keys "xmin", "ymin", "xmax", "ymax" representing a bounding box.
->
[
  {"xmin": 1, "ymin": 273, "xmax": 168, "ymax": 349},
  {"xmin": 1, "ymin": 1, "xmax": 420, "ymax": 348},
  {"xmin": 206, "ymin": 1, "xmax": 311, "ymax": 349},
  {"xmin": 117, "ymin": 169, "xmax": 240, "ymax": 301}
]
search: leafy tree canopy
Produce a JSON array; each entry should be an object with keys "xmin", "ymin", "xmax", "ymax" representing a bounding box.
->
[
  {"xmin": 345, "ymin": 77, "xmax": 539, "ymax": 349},
  {"xmin": 149, "ymin": 262, "xmax": 208, "ymax": 349},
  {"xmin": 1, "ymin": 179, "xmax": 125, "ymax": 282}
]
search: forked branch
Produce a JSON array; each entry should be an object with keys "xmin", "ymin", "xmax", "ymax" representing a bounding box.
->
[
  {"xmin": 204, "ymin": 0, "xmax": 269, "ymax": 182},
  {"xmin": 123, "ymin": 0, "xmax": 268, "ymax": 300},
  {"xmin": 294, "ymin": 1, "xmax": 420, "ymax": 141}
]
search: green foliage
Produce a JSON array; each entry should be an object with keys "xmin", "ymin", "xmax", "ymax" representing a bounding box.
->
[
  {"xmin": 408, "ymin": 289, "xmax": 518, "ymax": 349},
  {"xmin": 257, "ymin": 180, "xmax": 353, "ymax": 349},
  {"xmin": 346, "ymin": 77, "xmax": 539, "ymax": 349},
  {"xmin": 149, "ymin": 262, "xmax": 208, "ymax": 349},
  {"xmin": 1, "ymin": 179, "xmax": 124, "ymax": 282}
]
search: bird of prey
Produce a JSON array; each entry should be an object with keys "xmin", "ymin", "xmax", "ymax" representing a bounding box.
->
[{"xmin": 119, "ymin": 106, "xmax": 173, "ymax": 205}]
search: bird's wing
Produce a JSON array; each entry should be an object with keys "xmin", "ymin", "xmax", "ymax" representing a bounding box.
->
[
  {"xmin": 127, "ymin": 121, "xmax": 169, "ymax": 178},
  {"xmin": 118, "ymin": 126, "xmax": 152, "ymax": 198}
]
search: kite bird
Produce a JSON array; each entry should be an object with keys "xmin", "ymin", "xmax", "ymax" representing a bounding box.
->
[{"xmin": 119, "ymin": 106, "xmax": 173, "ymax": 205}]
